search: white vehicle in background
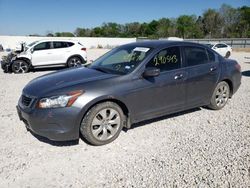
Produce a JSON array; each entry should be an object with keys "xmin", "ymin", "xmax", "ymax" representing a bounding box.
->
[
  {"xmin": 9, "ymin": 39, "xmax": 87, "ymax": 73},
  {"xmin": 206, "ymin": 43, "xmax": 232, "ymax": 58}
]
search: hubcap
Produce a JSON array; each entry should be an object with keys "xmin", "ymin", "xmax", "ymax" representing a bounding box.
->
[
  {"xmin": 69, "ymin": 58, "xmax": 81, "ymax": 67},
  {"xmin": 91, "ymin": 108, "xmax": 121, "ymax": 141},
  {"xmin": 215, "ymin": 84, "xmax": 229, "ymax": 107},
  {"xmin": 13, "ymin": 61, "xmax": 28, "ymax": 73}
]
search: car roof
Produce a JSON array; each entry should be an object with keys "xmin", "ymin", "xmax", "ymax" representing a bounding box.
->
[
  {"xmin": 36, "ymin": 39, "xmax": 76, "ymax": 43},
  {"xmin": 122, "ymin": 40, "xmax": 207, "ymax": 49}
]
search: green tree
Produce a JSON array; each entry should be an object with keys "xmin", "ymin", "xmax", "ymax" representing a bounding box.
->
[
  {"xmin": 202, "ymin": 9, "xmax": 223, "ymax": 38},
  {"xmin": 177, "ymin": 15, "xmax": 197, "ymax": 38},
  {"xmin": 219, "ymin": 4, "xmax": 240, "ymax": 37},
  {"xmin": 238, "ymin": 6, "xmax": 250, "ymax": 37},
  {"xmin": 156, "ymin": 18, "xmax": 171, "ymax": 38}
]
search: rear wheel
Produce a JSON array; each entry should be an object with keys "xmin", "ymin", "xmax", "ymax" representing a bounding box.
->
[
  {"xmin": 208, "ymin": 81, "xmax": 230, "ymax": 110},
  {"xmin": 225, "ymin": 51, "xmax": 231, "ymax": 58},
  {"xmin": 80, "ymin": 102, "xmax": 125, "ymax": 146},
  {"xmin": 67, "ymin": 56, "xmax": 82, "ymax": 67},
  {"xmin": 11, "ymin": 60, "xmax": 29, "ymax": 73}
]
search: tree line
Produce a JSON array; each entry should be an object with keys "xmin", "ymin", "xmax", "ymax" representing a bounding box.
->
[{"xmin": 46, "ymin": 4, "xmax": 249, "ymax": 39}]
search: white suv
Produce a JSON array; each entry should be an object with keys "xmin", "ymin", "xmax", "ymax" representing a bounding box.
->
[{"xmin": 11, "ymin": 39, "xmax": 87, "ymax": 73}]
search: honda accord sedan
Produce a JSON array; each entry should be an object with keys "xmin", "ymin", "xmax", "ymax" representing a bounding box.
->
[{"xmin": 17, "ymin": 41, "xmax": 241, "ymax": 145}]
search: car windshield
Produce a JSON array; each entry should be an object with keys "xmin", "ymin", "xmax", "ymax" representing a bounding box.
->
[
  {"xmin": 25, "ymin": 41, "xmax": 39, "ymax": 51},
  {"xmin": 205, "ymin": 44, "xmax": 213, "ymax": 48},
  {"xmin": 89, "ymin": 45, "xmax": 152, "ymax": 75}
]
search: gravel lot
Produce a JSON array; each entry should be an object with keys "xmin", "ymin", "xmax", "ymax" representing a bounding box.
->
[{"xmin": 0, "ymin": 50, "xmax": 249, "ymax": 187}]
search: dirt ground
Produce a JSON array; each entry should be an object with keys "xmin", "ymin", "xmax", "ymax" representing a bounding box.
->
[{"xmin": 0, "ymin": 50, "xmax": 249, "ymax": 187}]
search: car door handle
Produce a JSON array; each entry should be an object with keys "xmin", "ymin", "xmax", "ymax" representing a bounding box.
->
[
  {"xmin": 47, "ymin": 53, "xmax": 52, "ymax": 55},
  {"xmin": 210, "ymin": 67, "xmax": 217, "ymax": 72},
  {"xmin": 174, "ymin": 74, "xmax": 184, "ymax": 80}
]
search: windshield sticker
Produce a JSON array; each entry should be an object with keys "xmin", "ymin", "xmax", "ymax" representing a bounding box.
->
[{"xmin": 133, "ymin": 47, "xmax": 150, "ymax": 53}]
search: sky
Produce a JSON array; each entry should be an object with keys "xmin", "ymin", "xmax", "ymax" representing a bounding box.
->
[{"xmin": 0, "ymin": 0, "xmax": 249, "ymax": 36}]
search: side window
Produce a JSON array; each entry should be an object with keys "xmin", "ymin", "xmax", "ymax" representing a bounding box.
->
[
  {"xmin": 67, "ymin": 42, "xmax": 74, "ymax": 47},
  {"xmin": 34, "ymin": 42, "xmax": 51, "ymax": 51},
  {"xmin": 207, "ymin": 49, "xmax": 215, "ymax": 62},
  {"xmin": 146, "ymin": 46, "xmax": 181, "ymax": 72},
  {"xmin": 216, "ymin": 43, "xmax": 227, "ymax": 48},
  {"xmin": 53, "ymin": 42, "xmax": 68, "ymax": 49},
  {"xmin": 184, "ymin": 46, "xmax": 209, "ymax": 66}
]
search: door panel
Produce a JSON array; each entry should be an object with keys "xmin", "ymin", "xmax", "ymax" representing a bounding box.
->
[
  {"xmin": 128, "ymin": 71, "xmax": 186, "ymax": 122},
  {"xmin": 185, "ymin": 63, "xmax": 219, "ymax": 106}
]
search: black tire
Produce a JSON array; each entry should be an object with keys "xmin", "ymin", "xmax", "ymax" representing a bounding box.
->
[
  {"xmin": 80, "ymin": 102, "xmax": 125, "ymax": 146},
  {"xmin": 225, "ymin": 51, "xmax": 231, "ymax": 58},
  {"xmin": 67, "ymin": 56, "xmax": 83, "ymax": 67},
  {"xmin": 207, "ymin": 81, "xmax": 230, "ymax": 110},
  {"xmin": 11, "ymin": 60, "xmax": 29, "ymax": 73}
]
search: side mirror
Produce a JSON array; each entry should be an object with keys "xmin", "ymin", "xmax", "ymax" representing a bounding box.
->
[
  {"xmin": 30, "ymin": 48, "xmax": 34, "ymax": 53},
  {"xmin": 143, "ymin": 67, "xmax": 160, "ymax": 77}
]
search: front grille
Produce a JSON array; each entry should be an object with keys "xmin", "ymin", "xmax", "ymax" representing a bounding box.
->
[{"xmin": 21, "ymin": 95, "xmax": 32, "ymax": 107}]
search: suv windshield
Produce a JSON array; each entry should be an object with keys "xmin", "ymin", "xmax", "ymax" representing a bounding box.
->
[
  {"xmin": 90, "ymin": 45, "xmax": 152, "ymax": 75},
  {"xmin": 25, "ymin": 41, "xmax": 39, "ymax": 51}
]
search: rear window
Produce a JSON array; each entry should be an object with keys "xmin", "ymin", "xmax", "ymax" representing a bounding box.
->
[
  {"xmin": 67, "ymin": 42, "xmax": 74, "ymax": 47},
  {"xmin": 184, "ymin": 46, "xmax": 209, "ymax": 66}
]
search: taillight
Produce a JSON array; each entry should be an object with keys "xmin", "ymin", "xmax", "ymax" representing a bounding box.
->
[
  {"xmin": 81, "ymin": 48, "xmax": 86, "ymax": 51},
  {"xmin": 235, "ymin": 63, "xmax": 241, "ymax": 72}
]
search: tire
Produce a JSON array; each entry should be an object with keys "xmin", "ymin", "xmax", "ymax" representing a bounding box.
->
[
  {"xmin": 207, "ymin": 81, "xmax": 230, "ymax": 110},
  {"xmin": 80, "ymin": 102, "xmax": 125, "ymax": 146},
  {"xmin": 225, "ymin": 51, "xmax": 231, "ymax": 58},
  {"xmin": 67, "ymin": 56, "xmax": 83, "ymax": 67},
  {"xmin": 11, "ymin": 60, "xmax": 29, "ymax": 73}
]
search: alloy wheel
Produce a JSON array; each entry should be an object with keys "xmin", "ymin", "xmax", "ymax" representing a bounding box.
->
[
  {"xmin": 13, "ymin": 61, "xmax": 28, "ymax": 73},
  {"xmin": 68, "ymin": 57, "xmax": 82, "ymax": 67},
  {"xmin": 215, "ymin": 84, "xmax": 229, "ymax": 107}
]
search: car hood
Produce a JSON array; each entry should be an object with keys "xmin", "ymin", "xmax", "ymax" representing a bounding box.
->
[{"xmin": 23, "ymin": 67, "xmax": 117, "ymax": 97}]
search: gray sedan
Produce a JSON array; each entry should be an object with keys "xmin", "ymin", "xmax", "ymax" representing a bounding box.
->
[{"xmin": 17, "ymin": 41, "xmax": 241, "ymax": 145}]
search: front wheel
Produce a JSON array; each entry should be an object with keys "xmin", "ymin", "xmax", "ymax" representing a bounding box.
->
[
  {"xmin": 80, "ymin": 102, "xmax": 125, "ymax": 146},
  {"xmin": 11, "ymin": 60, "xmax": 29, "ymax": 73},
  {"xmin": 207, "ymin": 81, "xmax": 230, "ymax": 110}
]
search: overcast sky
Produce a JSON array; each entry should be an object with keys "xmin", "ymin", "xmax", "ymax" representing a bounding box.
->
[{"xmin": 0, "ymin": 0, "xmax": 249, "ymax": 36}]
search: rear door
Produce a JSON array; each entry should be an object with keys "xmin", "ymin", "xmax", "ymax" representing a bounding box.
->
[
  {"xmin": 183, "ymin": 46, "xmax": 220, "ymax": 107},
  {"xmin": 50, "ymin": 41, "xmax": 70, "ymax": 64}
]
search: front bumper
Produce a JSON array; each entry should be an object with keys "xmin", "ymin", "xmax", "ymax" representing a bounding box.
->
[
  {"xmin": 16, "ymin": 104, "xmax": 82, "ymax": 141},
  {"xmin": 1, "ymin": 60, "xmax": 12, "ymax": 73}
]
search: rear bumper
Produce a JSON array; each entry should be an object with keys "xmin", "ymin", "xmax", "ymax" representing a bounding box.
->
[
  {"xmin": 16, "ymin": 105, "xmax": 81, "ymax": 141},
  {"xmin": 232, "ymin": 72, "xmax": 242, "ymax": 95}
]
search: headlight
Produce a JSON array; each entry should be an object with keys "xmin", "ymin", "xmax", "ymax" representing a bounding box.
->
[{"xmin": 38, "ymin": 90, "xmax": 84, "ymax": 109}]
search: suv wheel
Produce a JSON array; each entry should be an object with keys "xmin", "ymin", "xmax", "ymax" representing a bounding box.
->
[
  {"xmin": 80, "ymin": 102, "xmax": 125, "ymax": 146},
  {"xmin": 67, "ymin": 56, "xmax": 82, "ymax": 67},
  {"xmin": 208, "ymin": 81, "xmax": 230, "ymax": 110},
  {"xmin": 12, "ymin": 60, "xmax": 29, "ymax": 73}
]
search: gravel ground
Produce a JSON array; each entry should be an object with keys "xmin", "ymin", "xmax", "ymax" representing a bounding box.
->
[{"xmin": 0, "ymin": 50, "xmax": 249, "ymax": 187}]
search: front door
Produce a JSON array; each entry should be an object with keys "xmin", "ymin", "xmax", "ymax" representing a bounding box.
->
[
  {"xmin": 31, "ymin": 42, "xmax": 52, "ymax": 66},
  {"xmin": 128, "ymin": 46, "xmax": 187, "ymax": 122}
]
